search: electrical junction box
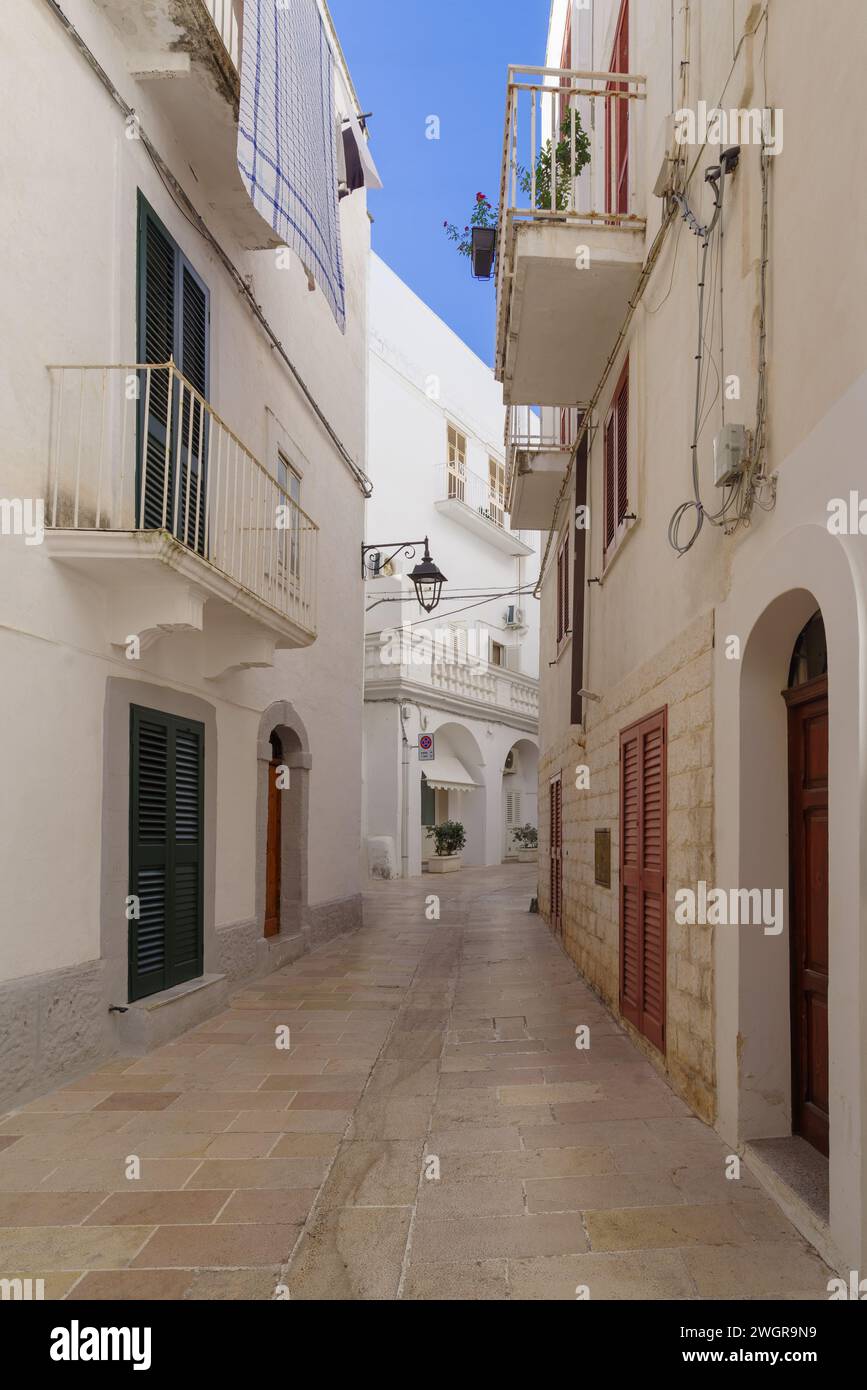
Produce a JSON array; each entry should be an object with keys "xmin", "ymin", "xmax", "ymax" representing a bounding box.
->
[{"xmin": 713, "ymin": 423, "xmax": 749, "ymax": 487}]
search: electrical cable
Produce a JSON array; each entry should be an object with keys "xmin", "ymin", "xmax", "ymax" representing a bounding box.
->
[{"xmin": 41, "ymin": 0, "xmax": 373, "ymax": 498}]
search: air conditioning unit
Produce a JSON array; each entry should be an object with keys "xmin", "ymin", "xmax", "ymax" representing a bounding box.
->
[{"xmin": 504, "ymin": 605, "xmax": 525, "ymax": 628}]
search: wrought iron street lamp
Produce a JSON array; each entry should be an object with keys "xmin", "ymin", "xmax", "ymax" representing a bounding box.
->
[{"xmin": 361, "ymin": 536, "xmax": 447, "ymax": 614}]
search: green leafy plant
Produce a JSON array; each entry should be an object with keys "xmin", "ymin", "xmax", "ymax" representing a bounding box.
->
[
  {"xmin": 512, "ymin": 823, "xmax": 539, "ymax": 850},
  {"xmin": 519, "ymin": 109, "xmax": 591, "ymax": 212},
  {"xmin": 433, "ymin": 820, "xmax": 467, "ymax": 856},
  {"xmin": 444, "ymin": 192, "xmax": 497, "ymax": 258}
]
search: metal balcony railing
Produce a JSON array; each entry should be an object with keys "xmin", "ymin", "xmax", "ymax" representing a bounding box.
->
[
  {"xmin": 202, "ymin": 0, "xmax": 242, "ymax": 69},
  {"xmin": 498, "ymin": 64, "xmax": 647, "ymax": 230},
  {"xmin": 47, "ymin": 362, "xmax": 318, "ymax": 636},
  {"xmin": 438, "ymin": 461, "xmax": 507, "ymax": 530},
  {"xmin": 505, "ymin": 405, "xmax": 582, "ymax": 504}
]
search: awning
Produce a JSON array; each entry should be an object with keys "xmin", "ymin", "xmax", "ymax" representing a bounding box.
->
[{"xmin": 423, "ymin": 752, "xmax": 480, "ymax": 793}]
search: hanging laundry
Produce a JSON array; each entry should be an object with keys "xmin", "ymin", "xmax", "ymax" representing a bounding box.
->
[
  {"xmin": 340, "ymin": 108, "xmax": 383, "ymax": 199},
  {"xmin": 237, "ymin": 0, "xmax": 346, "ymax": 332}
]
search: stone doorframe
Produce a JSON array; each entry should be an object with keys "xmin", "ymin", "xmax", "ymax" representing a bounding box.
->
[{"xmin": 255, "ymin": 700, "xmax": 312, "ymax": 942}]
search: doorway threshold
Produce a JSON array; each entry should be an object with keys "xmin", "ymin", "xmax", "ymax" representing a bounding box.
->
[{"xmin": 745, "ymin": 1136, "xmax": 841, "ymax": 1273}]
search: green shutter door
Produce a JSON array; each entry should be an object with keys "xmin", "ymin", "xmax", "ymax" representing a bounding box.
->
[
  {"xmin": 137, "ymin": 195, "xmax": 210, "ymax": 554},
  {"xmin": 130, "ymin": 706, "xmax": 204, "ymax": 1002}
]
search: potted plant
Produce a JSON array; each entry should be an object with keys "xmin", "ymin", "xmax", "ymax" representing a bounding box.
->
[
  {"xmin": 444, "ymin": 193, "xmax": 498, "ymax": 280},
  {"xmin": 427, "ymin": 820, "xmax": 467, "ymax": 873},
  {"xmin": 519, "ymin": 109, "xmax": 591, "ymax": 213},
  {"xmin": 511, "ymin": 823, "xmax": 539, "ymax": 863}
]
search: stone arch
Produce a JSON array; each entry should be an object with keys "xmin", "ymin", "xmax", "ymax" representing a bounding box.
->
[
  {"xmin": 714, "ymin": 523, "xmax": 865, "ymax": 1269},
  {"xmin": 502, "ymin": 737, "xmax": 540, "ymax": 859},
  {"xmin": 256, "ymin": 700, "xmax": 312, "ymax": 944},
  {"xmin": 427, "ymin": 719, "xmax": 487, "ymax": 867}
]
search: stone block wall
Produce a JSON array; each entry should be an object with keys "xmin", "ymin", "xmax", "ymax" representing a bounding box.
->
[{"xmin": 539, "ymin": 612, "xmax": 716, "ymax": 1121}]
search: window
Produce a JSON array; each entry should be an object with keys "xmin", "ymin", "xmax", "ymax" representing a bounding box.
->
[
  {"xmin": 558, "ymin": 1, "xmax": 573, "ymax": 125},
  {"xmin": 605, "ymin": 0, "xmax": 630, "ymax": 217},
  {"xmin": 276, "ymin": 450, "xmax": 302, "ymax": 581},
  {"xmin": 603, "ymin": 359, "xmax": 629, "ymax": 558},
  {"xmin": 137, "ymin": 195, "xmax": 210, "ymax": 552},
  {"xmin": 491, "ymin": 640, "xmax": 506, "ymax": 668},
  {"xmin": 556, "ymin": 530, "xmax": 570, "ymax": 645},
  {"xmin": 421, "ymin": 774, "xmax": 436, "ymax": 826},
  {"xmin": 488, "ymin": 457, "xmax": 505, "ymax": 527},
  {"xmin": 447, "ymin": 424, "xmax": 467, "ymax": 501}
]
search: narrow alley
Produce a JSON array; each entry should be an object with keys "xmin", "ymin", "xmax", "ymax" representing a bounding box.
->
[{"xmin": 0, "ymin": 866, "xmax": 831, "ymax": 1300}]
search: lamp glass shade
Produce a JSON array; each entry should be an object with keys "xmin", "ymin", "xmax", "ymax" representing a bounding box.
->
[{"xmin": 409, "ymin": 549, "xmax": 447, "ymax": 614}]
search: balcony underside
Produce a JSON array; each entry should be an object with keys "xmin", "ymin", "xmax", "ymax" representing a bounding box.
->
[
  {"xmin": 508, "ymin": 451, "xmax": 569, "ymax": 531},
  {"xmin": 96, "ymin": 0, "xmax": 280, "ymax": 250},
  {"xmin": 45, "ymin": 528, "xmax": 315, "ymax": 676},
  {"xmin": 433, "ymin": 497, "xmax": 534, "ymax": 556},
  {"xmin": 499, "ymin": 220, "xmax": 645, "ymax": 406}
]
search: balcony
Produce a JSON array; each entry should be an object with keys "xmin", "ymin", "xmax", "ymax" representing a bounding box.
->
[
  {"xmin": 434, "ymin": 462, "xmax": 534, "ymax": 557},
  {"xmin": 506, "ymin": 405, "xmax": 580, "ymax": 529},
  {"xmin": 364, "ymin": 631, "xmax": 539, "ymax": 732},
  {"xmin": 45, "ymin": 363, "xmax": 318, "ymax": 675},
  {"xmin": 495, "ymin": 65, "xmax": 647, "ymax": 406},
  {"xmin": 97, "ymin": 1, "xmax": 277, "ymax": 249}
]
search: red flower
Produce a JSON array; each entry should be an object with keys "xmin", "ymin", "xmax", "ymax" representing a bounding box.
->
[{"xmin": 476, "ymin": 192, "xmax": 486, "ymax": 202}]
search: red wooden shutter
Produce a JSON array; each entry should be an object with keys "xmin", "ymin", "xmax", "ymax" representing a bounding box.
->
[
  {"xmin": 604, "ymin": 412, "xmax": 616, "ymax": 550},
  {"xmin": 616, "ymin": 369, "xmax": 629, "ymax": 526},
  {"xmin": 556, "ymin": 533, "xmax": 570, "ymax": 642},
  {"xmin": 549, "ymin": 777, "xmax": 563, "ymax": 931},
  {"xmin": 619, "ymin": 707, "xmax": 667, "ymax": 1051}
]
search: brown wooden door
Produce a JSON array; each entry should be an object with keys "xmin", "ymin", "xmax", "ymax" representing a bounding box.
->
[
  {"xmin": 265, "ymin": 757, "xmax": 282, "ymax": 939},
  {"xmin": 549, "ymin": 776, "xmax": 563, "ymax": 935},
  {"xmin": 620, "ymin": 707, "xmax": 666, "ymax": 1051},
  {"xmin": 785, "ymin": 677, "xmax": 829, "ymax": 1156}
]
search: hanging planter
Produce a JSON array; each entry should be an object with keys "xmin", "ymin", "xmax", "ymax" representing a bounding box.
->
[
  {"xmin": 471, "ymin": 226, "xmax": 497, "ymax": 280},
  {"xmin": 444, "ymin": 193, "xmax": 498, "ymax": 281}
]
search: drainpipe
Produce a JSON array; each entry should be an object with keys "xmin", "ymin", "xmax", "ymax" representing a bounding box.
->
[{"xmin": 399, "ymin": 703, "xmax": 411, "ymax": 879}]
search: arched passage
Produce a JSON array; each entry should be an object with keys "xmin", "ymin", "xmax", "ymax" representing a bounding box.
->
[
  {"xmin": 425, "ymin": 720, "xmax": 486, "ymax": 866},
  {"xmin": 715, "ymin": 522, "xmax": 865, "ymax": 1268},
  {"xmin": 502, "ymin": 738, "xmax": 539, "ymax": 859},
  {"xmin": 256, "ymin": 701, "xmax": 311, "ymax": 941}
]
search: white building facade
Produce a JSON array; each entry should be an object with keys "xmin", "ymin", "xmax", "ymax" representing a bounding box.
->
[
  {"xmin": 0, "ymin": 0, "xmax": 372, "ymax": 1109},
  {"xmin": 363, "ymin": 256, "xmax": 540, "ymax": 879},
  {"xmin": 498, "ymin": 0, "xmax": 867, "ymax": 1274}
]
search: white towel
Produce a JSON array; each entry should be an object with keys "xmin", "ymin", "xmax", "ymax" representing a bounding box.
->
[{"xmin": 237, "ymin": 0, "xmax": 346, "ymax": 332}]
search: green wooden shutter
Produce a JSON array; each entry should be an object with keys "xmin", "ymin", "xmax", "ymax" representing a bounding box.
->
[
  {"xmin": 136, "ymin": 195, "xmax": 209, "ymax": 552},
  {"xmin": 129, "ymin": 706, "xmax": 204, "ymax": 1002}
]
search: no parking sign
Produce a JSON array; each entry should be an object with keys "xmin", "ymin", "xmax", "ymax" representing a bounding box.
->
[{"xmin": 418, "ymin": 733, "xmax": 435, "ymax": 762}]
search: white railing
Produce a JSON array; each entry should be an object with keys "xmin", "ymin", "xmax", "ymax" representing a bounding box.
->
[
  {"xmin": 364, "ymin": 631, "xmax": 539, "ymax": 721},
  {"xmin": 508, "ymin": 405, "xmax": 581, "ymax": 454},
  {"xmin": 438, "ymin": 461, "xmax": 507, "ymax": 530},
  {"xmin": 202, "ymin": 0, "xmax": 242, "ymax": 70},
  {"xmin": 498, "ymin": 64, "xmax": 647, "ymax": 229},
  {"xmin": 47, "ymin": 363, "xmax": 318, "ymax": 636},
  {"xmin": 505, "ymin": 405, "xmax": 581, "ymax": 505}
]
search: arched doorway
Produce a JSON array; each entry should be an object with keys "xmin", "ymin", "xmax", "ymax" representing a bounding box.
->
[
  {"xmin": 502, "ymin": 738, "xmax": 539, "ymax": 860},
  {"xmin": 783, "ymin": 611, "xmax": 829, "ymax": 1156},
  {"xmin": 265, "ymin": 731, "xmax": 283, "ymax": 939}
]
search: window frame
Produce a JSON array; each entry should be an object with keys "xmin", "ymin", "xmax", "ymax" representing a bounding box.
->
[
  {"xmin": 556, "ymin": 527, "xmax": 571, "ymax": 650},
  {"xmin": 603, "ymin": 357, "xmax": 630, "ymax": 567}
]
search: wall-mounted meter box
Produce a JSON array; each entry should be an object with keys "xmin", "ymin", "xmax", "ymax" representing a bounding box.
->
[{"xmin": 713, "ymin": 424, "xmax": 749, "ymax": 487}]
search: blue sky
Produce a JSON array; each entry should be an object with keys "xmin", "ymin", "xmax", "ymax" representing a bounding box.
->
[{"xmin": 330, "ymin": 0, "xmax": 549, "ymax": 365}]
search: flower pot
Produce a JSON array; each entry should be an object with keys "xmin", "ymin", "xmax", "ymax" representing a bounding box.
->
[
  {"xmin": 471, "ymin": 227, "xmax": 497, "ymax": 280},
  {"xmin": 516, "ymin": 849, "xmax": 537, "ymax": 863},
  {"xmin": 427, "ymin": 853, "xmax": 463, "ymax": 874}
]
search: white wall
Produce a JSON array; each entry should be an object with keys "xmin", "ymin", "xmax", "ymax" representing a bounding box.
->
[
  {"xmin": 0, "ymin": 0, "xmax": 370, "ymax": 983},
  {"xmin": 366, "ymin": 254, "xmax": 540, "ymax": 674}
]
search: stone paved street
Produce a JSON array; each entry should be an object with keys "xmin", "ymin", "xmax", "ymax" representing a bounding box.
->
[{"xmin": 0, "ymin": 864, "xmax": 833, "ymax": 1300}]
